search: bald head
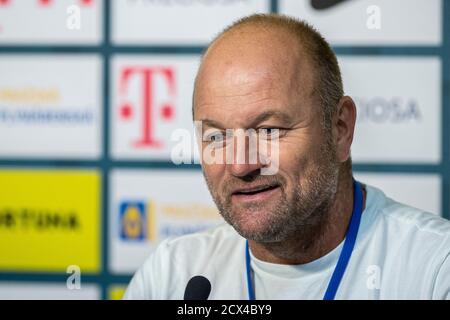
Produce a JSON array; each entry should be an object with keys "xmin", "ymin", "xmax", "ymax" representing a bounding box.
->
[
  {"xmin": 193, "ymin": 14, "xmax": 344, "ymax": 132},
  {"xmin": 195, "ymin": 23, "xmax": 313, "ymax": 124}
]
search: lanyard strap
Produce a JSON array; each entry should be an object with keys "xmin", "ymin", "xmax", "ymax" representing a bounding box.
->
[{"xmin": 245, "ymin": 179, "xmax": 364, "ymax": 300}]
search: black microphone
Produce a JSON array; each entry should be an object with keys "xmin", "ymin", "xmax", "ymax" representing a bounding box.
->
[{"xmin": 184, "ymin": 275, "xmax": 211, "ymax": 300}]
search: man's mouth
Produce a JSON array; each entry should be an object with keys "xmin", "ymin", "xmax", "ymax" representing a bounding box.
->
[{"xmin": 231, "ymin": 184, "xmax": 280, "ymax": 203}]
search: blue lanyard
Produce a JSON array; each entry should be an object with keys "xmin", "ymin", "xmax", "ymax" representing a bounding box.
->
[{"xmin": 245, "ymin": 179, "xmax": 364, "ymax": 300}]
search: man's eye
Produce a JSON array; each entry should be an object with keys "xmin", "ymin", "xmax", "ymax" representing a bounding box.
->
[
  {"xmin": 259, "ymin": 128, "xmax": 280, "ymax": 138},
  {"xmin": 210, "ymin": 134, "xmax": 224, "ymax": 142},
  {"xmin": 204, "ymin": 132, "xmax": 225, "ymax": 144},
  {"xmin": 260, "ymin": 128, "xmax": 276, "ymax": 135}
]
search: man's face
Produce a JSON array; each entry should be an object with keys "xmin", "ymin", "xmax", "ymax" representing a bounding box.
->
[{"xmin": 194, "ymin": 28, "xmax": 341, "ymax": 243}]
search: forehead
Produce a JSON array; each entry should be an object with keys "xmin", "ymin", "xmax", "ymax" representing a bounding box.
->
[
  {"xmin": 196, "ymin": 78, "xmax": 292, "ymax": 126},
  {"xmin": 194, "ymin": 57, "xmax": 315, "ymax": 128},
  {"xmin": 193, "ymin": 25, "xmax": 316, "ymax": 126}
]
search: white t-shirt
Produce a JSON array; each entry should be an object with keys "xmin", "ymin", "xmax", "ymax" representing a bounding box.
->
[{"xmin": 124, "ymin": 183, "xmax": 450, "ymax": 300}]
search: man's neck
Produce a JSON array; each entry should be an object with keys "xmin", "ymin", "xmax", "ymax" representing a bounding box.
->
[{"xmin": 248, "ymin": 175, "xmax": 366, "ymax": 265}]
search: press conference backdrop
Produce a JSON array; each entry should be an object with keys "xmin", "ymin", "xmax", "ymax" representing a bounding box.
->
[{"xmin": 0, "ymin": 0, "xmax": 448, "ymax": 300}]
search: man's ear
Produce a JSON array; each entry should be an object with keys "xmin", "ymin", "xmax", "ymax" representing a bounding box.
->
[{"xmin": 333, "ymin": 96, "xmax": 357, "ymax": 163}]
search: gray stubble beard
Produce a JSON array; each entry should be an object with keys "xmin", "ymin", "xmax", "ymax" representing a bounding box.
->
[{"xmin": 204, "ymin": 138, "xmax": 341, "ymax": 244}]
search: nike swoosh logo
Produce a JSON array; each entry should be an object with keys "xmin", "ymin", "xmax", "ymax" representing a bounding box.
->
[{"xmin": 310, "ymin": 0, "xmax": 352, "ymax": 10}]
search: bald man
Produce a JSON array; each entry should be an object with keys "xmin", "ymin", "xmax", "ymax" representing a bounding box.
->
[{"xmin": 124, "ymin": 14, "xmax": 450, "ymax": 300}]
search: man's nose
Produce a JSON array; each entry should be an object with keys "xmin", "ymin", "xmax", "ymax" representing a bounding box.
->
[{"xmin": 227, "ymin": 131, "xmax": 264, "ymax": 178}]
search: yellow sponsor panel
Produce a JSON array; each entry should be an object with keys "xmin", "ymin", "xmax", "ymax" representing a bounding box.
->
[
  {"xmin": 108, "ymin": 285, "xmax": 127, "ymax": 300},
  {"xmin": 0, "ymin": 169, "xmax": 101, "ymax": 273}
]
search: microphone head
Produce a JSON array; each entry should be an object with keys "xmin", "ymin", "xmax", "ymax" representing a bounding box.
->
[{"xmin": 184, "ymin": 275, "xmax": 211, "ymax": 300}]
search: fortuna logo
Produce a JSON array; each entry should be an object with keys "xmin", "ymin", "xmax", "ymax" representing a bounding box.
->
[
  {"xmin": 0, "ymin": 0, "xmax": 94, "ymax": 6},
  {"xmin": 0, "ymin": 208, "xmax": 80, "ymax": 231},
  {"xmin": 310, "ymin": 0, "xmax": 351, "ymax": 10}
]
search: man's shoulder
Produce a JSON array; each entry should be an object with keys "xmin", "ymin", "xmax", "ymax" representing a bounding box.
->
[
  {"xmin": 363, "ymin": 183, "xmax": 450, "ymax": 298},
  {"xmin": 373, "ymin": 187, "xmax": 450, "ymax": 237},
  {"xmin": 165, "ymin": 223, "xmax": 241, "ymax": 247},
  {"xmin": 365, "ymin": 183, "xmax": 450, "ymax": 232},
  {"xmin": 365, "ymin": 183, "xmax": 450, "ymax": 255},
  {"xmin": 155, "ymin": 223, "xmax": 244, "ymax": 262},
  {"xmin": 125, "ymin": 223, "xmax": 245, "ymax": 299}
]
